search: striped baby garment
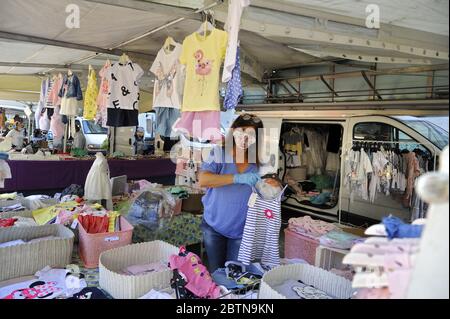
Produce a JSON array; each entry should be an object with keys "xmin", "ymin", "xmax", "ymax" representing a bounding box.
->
[{"xmin": 238, "ymin": 185, "xmax": 286, "ymax": 267}]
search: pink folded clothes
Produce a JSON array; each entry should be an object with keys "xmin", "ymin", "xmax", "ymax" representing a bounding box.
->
[
  {"xmin": 353, "ymin": 288, "xmax": 391, "ymax": 299},
  {"xmin": 288, "ymin": 216, "xmax": 337, "ymax": 239},
  {"xmin": 123, "ymin": 262, "xmax": 169, "ymax": 276},
  {"xmin": 351, "ymin": 243, "xmax": 419, "ymax": 255},
  {"xmin": 169, "ymin": 251, "xmax": 220, "ymax": 299},
  {"xmin": 383, "ymin": 253, "xmax": 415, "ymax": 299},
  {"xmin": 173, "ymin": 111, "xmax": 221, "ymax": 142},
  {"xmin": 55, "ymin": 210, "xmax": 75, "ymax": 226}
]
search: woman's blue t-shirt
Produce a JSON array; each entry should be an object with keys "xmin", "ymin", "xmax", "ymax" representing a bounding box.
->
[{"xmin": 201, "ymin": 147, "xmax": 258, "ymax": 239}]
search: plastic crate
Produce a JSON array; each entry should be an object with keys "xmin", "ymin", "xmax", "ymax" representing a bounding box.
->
[
  {"xmin": 284, "ymin": 228, "xmax": 319, "ymax": 265},
  {"xmin": 78, "ymin": 216, "xmax": 133, "ymax": 268}
]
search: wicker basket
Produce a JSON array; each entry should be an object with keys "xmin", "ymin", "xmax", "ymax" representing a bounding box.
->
[
  {"xmin": 259, "ymin": 263, "xmax": 354, "ymax": 299},
  {"xmin": 99, "ymin": 240, "xmax": 179, "ymax": 299},
  {"xmin": 0, "ymin": 210, "xmax": 79, "ymax": 243},
  {"xmin": 0, "ymin": 210, "xmax": 33, "ymax": 219},
  {"xmin": 0, "ymin": 224, "xmax": 74, "ymax": 282}
]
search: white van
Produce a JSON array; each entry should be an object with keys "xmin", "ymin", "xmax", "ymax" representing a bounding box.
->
[
  {"xmin": 74, "ymin": 117, "xmax": 108, "ymax": 154},
  {"xmin": 248, "ymin": 109, "xmax": 448, "ymax": 226}
]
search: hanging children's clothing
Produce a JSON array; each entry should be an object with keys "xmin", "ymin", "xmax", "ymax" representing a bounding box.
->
[
  {"xmin": 106, "ymin": 59, "xmax": 144, "ymax": 127},
  {"xmin": 304, "ymin": 128, "xmax": 328, "ymax": 175},
  {"xmin": 223, "ymin": 46, "xmax": 243, "ymax": 110},
  {"xmin": 238, "ymin": 181, "xmax": 286, "ymax": 267},
  {"xmin": 282, "ymin": 127, "xmax": 304, "ymax": 168},
  {"xmin": 174, "ymin": 27, "xmax": 228, "ymax": 140},
  {"xmin": 403, "ymin": 152, "xmax": 421, "ymax": 208},
  {"xmin": 59, "ymin": 73, "xmax": 83, "ymax": 116},
  {"xmin": 38, "ymin": 109, "xmax": 50, "ymax": 132},
  {"xmin": 50, "ymin": 106, "xmax": 64, "ymax": 149},
  {"xmin": 222, "ymin": 0, "xmax": 250, "ymax": 83},
  {"xmin": 174, "ymin": 111, "xmax": 221, "ymax": 142},
  {"xmin": 48, "ymin": 74, "xmax": 63, "ymax": 108},
  {"xmin": 83, "ymin": 67, "xmax": 99, "ymax": 120},
  {"xmin": 96, "ymin": 60, "xmax": 111, "ymax": 128},
  {"xmin": 344, "ymin": 148, "xmax": 373, "ymax": 202},
  {"xmin": 150, "ymin": 42, "xmax": 183, "ymax": 109},
  {"xmin": 35, "ymin": 78, "xmax": 49, "ymax": 129},
  {"xmin": 150, "ymin": 42, "xmax": 183, "ymax": 137}
]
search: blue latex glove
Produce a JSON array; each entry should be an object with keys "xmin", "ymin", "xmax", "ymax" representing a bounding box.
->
[{"xmin": 233, "ymin": 173, "xmax": 261, "ymax": 186}]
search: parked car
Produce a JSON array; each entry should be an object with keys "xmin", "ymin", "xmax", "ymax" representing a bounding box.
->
[{"xmin": 74, "ymin": 117, "xmax": 108, "ymax": 154}]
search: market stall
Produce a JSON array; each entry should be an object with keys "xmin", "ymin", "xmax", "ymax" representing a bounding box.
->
[{"xmin": 0, "ymin": 0, "xmax": 448, "ymax": 303}]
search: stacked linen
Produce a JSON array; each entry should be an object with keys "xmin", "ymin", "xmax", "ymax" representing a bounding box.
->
[
  {"xmin": 288, "ymin": 216, "xmax": 337, "ymax": 240},
  {"xmin": 288, "ymin": 216, "xmax": 362, "ymax": 250}
]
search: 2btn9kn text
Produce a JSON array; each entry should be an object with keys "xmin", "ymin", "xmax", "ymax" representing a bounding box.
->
[{"xmin": 176, "ymin": 303, "xmax": 275, "ymax": 316}]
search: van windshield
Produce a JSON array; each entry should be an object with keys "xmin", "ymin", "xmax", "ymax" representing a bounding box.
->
[
  {"xmin": 82, "ymin": 120, "xmax": 108, "ymax": 134},
  {"xmin": 394, "ymin": 116, "xmax": 449, "ymax": 150}
]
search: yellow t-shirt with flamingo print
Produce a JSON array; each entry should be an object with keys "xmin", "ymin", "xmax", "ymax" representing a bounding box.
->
[{"xmin": 179, "ymin": 28, "xmax": 228, "ymax": 112}]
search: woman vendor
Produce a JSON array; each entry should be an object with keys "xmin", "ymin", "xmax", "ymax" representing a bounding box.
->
[{"xmin": 199, "ymin": 113, "xmax": 278, "ymax": 272}]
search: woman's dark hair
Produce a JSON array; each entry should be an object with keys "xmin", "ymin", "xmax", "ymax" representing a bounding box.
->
[{"xmin": 225, "ymin": 113, "xmax": 264, "ymax": 166}]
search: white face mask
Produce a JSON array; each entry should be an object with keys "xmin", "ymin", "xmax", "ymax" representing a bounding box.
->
[{"xmin": 233, "ymin": 128, "xmax": 256, "ymax": 150}]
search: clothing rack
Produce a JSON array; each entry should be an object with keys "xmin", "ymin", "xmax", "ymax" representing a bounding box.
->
[{"xmin": 338, "ymin": 140, "xmax": 439, "ymax": 224}]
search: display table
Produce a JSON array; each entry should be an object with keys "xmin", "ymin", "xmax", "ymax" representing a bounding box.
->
[{"xmin": 3, "ymin": 158, "xmax": 176, "ymax": 193}]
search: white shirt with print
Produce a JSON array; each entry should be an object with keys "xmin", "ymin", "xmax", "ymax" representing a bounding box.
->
[
  {"xmin": 150, "ymin": 43, "xmax": 184, "ymax": 108},
  {"xmin": 106, "ymin": 61, "xmax": 144, "ymax": 111}
]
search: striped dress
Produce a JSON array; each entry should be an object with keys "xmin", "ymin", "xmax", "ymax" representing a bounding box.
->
[{"xmin": 238, "ymin": 186, "xmax": 286, "ymax": 267}]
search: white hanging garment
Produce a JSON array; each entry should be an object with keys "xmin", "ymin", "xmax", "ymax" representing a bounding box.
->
[
  {"xmin": 222, "ymin": 0, "xmax": 250, "ymax": 82},
  {"xmin": 84, "ymin": 152, "xmax": 112, "ymax": 201}
]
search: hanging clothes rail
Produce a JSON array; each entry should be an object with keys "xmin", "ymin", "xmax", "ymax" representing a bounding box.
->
[
  {"xmin": 337, "ymin": 140, "xmax": 440, "ymax": 224},
  {"xmin": 61, "ymin": 0, "xmax": 225, "ymax": 69}
]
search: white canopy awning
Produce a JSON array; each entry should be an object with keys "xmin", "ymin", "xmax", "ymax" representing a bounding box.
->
[{"xmin": 0, "ymin": 0, "xmax": 448, "ymax": 106}]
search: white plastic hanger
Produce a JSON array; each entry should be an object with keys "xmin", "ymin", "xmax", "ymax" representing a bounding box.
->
[{"xmin": 196, "ymin": 20, "xmax": 214, "ymax": 38}]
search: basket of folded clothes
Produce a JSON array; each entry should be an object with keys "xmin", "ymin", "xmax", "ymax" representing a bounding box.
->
[
  {"xmin": 99, "ymin": 240, "xmax": 178, "ymax": 299},
  {"xmin": 0, "ymin": 224, "xmax": 74, "ymax": 281},
  {"xmin": 259, "ymin": 263, "xmax": 354, "ymax": 299}
]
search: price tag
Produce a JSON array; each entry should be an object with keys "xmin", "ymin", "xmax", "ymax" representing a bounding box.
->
[
  {"xmin": 104, "ymin": 236, "xmax": 119, "ymax": 242},
  {"xmin": 248, "ymin": 193, "xmax": 258, "ymax": 208},
  {"xmin": 70, "ymin": 218, "xmax": 78, "ymax": 229}
]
